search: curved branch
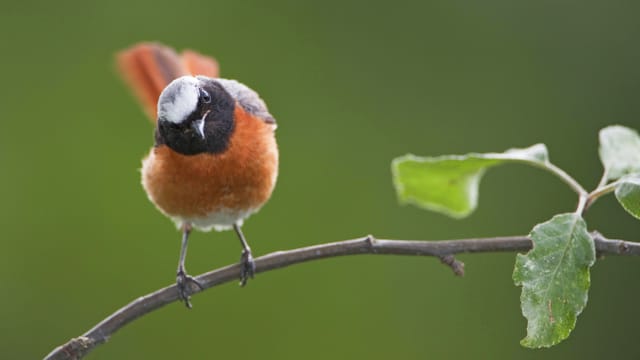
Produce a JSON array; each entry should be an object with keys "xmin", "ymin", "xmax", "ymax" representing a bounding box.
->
[{"xmin": 44, "ymin": 233, "xmax": 640, "ymax": 360}]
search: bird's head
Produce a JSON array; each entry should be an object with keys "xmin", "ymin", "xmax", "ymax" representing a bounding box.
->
[{"xmin": 156, "ymin": 76, "xmax": 235, "ymax": 155}]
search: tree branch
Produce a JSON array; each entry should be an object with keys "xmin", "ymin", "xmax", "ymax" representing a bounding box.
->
[{"xmin": 44, "ymin": 232, "xmax": 640, "ymax": 360}]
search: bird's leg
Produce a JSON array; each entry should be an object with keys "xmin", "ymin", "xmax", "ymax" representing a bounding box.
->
[
  {"xmin": 233, "ymin": 223, "xmax": 256, "ymax": 286},
  {"xmin": 176, "ymin": 223, "xmax": 203, "ymax": 308}
]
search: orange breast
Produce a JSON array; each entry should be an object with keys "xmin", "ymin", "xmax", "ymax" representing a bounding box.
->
[{"xmin": 142, "ymin": 106, "xmax": 278, "ymax": 220}]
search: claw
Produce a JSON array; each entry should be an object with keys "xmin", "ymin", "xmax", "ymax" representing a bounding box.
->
[
  {"xmin": 239, "ymin": 249, "xmax": 256, "ymax": 287},
  {"xmin": 176, "ymin": 270, "xmax": 204, "ymax": 308}
]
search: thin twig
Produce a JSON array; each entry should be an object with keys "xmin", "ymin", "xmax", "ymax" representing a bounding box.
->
[
  {"xmin": 596, "ymin": 170, "xmax": 609, "ymax": 189},
  {"xmin": 575, "ymin": 194, "xmax": 588, "ymax": 215},
  {"xmin": 586, "ymin": 180, "xmax": 620, "ymax": 210},
  {"xmin": 44, "ymin": 233, "xmax": 640, "ymax": 360}
]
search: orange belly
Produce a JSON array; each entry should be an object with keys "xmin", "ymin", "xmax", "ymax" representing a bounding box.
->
[{"xmin": 142, "ymin": 106, "xmax": 278, "ymax": 229}]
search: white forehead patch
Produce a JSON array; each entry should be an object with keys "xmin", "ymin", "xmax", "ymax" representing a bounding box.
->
[{"xmin": 157, "ymin": 76, "xmax": 199, "ymax": 124}]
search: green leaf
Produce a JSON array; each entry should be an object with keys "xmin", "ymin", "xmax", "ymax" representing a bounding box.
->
[
  {"xmin": 599, "ymin": 125, "xmax": 640, "ymax": 181},
  {"xmin": 513, "ymin": 213, "xmax": 595, "ymax": 348},
  {"xmin": 391, "ymin": 144, "xmax": 548, "ymax": 218},
  {"xmin": 615, "ymin": 175, "xmax": 640, "ymax": 219}
]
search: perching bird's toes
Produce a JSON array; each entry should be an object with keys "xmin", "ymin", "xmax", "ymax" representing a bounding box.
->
[
  {"xmin": 176, "ymin": 270, "xmax": 204, "ymax": 309},
  {"xmin": 239, "ymin": 249, "xmax": 256, "ymax": 287}
]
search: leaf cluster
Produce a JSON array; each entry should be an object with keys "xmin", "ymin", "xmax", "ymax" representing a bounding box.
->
[{"xmin": 392, "ymin": 125, "xmax": 640, "ymax": 348}]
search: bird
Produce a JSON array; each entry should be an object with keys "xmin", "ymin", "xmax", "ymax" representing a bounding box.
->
[{"xmin": 116, "ymin": 43, "xmax": 278, "ymax": 308}]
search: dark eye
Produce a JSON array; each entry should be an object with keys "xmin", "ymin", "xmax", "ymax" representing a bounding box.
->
[{"xmin": 199, "ymin": 88, "xmax": 211, "ymax": 104}]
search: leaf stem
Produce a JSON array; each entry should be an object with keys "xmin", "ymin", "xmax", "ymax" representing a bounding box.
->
[
  {"xmin": 516, "ymin": 160, "xmax": 589, "ymax": 214},
  {"xmin": 585, "ymin": 180, "xmax": 620, "ymax": 210},
  {"xmin": 539, "ymin": 162, "xmax": 588, "ymax": 198}
]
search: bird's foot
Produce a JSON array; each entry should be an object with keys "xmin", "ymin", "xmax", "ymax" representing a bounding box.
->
[
  {"xmin": 176, "ymin": 269, "xmax": 204, "ymax": 309},
  {"xmin": 239, "ymin": 248, "xmax": 256, "ymax": 287}
]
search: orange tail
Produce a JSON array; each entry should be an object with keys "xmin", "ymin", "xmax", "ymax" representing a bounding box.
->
[{"xmin": 116, "ymin": 42, "xmax": 220, "ymax": 121}]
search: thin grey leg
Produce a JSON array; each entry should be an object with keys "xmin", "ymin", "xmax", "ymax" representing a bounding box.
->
[
  {"xmin": 234, "ymin": 223, "xmax": 255, "ymax": 286},
  {"xmin": 176, "ymin": 223, "xmax": 203, "ymax": 308}
]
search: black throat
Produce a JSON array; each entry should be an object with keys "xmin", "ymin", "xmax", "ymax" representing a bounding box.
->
[{"xmin": 155, "ymin": 81, "xmax": 235, "ymax": 155}]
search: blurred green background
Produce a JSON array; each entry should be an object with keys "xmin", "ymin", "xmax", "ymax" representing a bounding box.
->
[{"xmin": 1, "ymin": 0, "xmax": 639, "ymax": 359}]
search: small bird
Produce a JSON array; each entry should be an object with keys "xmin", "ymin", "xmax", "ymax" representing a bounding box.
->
[{"xmin": 117, "ymin": 43, "xmax": 278, "ymax": 308}]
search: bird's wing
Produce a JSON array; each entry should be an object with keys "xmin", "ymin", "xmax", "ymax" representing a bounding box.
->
[{"xmin": 214, "ymin": 78, "xmax": 276, "ymax": 125}]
